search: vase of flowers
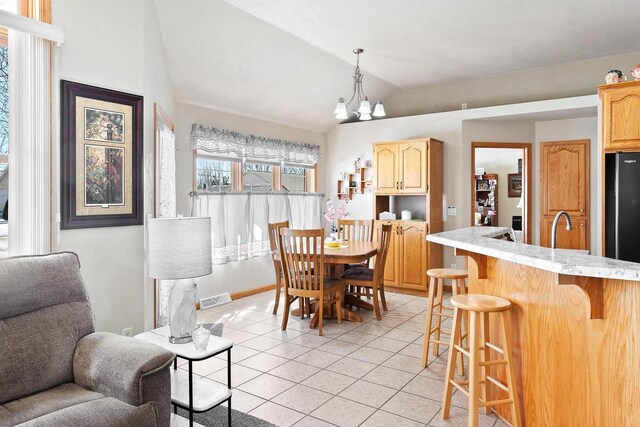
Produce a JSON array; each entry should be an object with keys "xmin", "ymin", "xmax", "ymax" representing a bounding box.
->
[{"xmin": 324, "ymin": 199, "xmax": 348, "ymax": 240}]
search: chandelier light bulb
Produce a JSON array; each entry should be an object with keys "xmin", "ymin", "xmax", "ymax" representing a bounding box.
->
[
  {"xmin": 372, "ymin": 101, "xmax": 386, "ymax": 117},
  {"xmin": 359, "ymin": 112, "xmax": 372, "ymax": 121},
  {"xmin": 334, "ymin": 99, "xmax": 348, "ymax": 119},
  {"xmin": 358, "ymin": 99, "xmax": 371, "ymax": 115}
]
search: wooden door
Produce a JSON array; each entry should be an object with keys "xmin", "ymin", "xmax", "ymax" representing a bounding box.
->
[
  {"xmin": 382, "ymin": 223, "xmax": 399, "ymax": 285},
  {"xmin": 374, "ymin": 144, "xmax": 399, "ymax": 194},
  {"xmin": 398, "ymin": 141, "xmax": 427, "ymax": 193},
  {"xmin": 540, "ymin": 216, "xmax": 587, "ymax": 250},
  {"xmin": 398, "ymin": 222, "xmax": 427, "ymax": 290},
  {"xmin": 540, "ymin": 140, "xmax": 589, "ymax": 250},
  {"xmin": 600, "ymin": 82, "xmax": 640, "ymax": 151}
]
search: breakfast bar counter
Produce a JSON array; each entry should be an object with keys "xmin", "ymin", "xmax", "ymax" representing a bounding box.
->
[{"xmin": 428, "ymin": 227, "xmax": 640, "ymax": 426}]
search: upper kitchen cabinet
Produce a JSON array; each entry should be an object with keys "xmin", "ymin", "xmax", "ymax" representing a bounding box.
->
[
  {"xmin": 373, "ymin": 138, "xmax": 442, "ymax": 194},
  {"xmin": 373, "ymin": 143, "xmax": 399, "ymax": 194},
  {"xmin": 599, "ymin": 80, "xmax": 640, "ymax": 152}
]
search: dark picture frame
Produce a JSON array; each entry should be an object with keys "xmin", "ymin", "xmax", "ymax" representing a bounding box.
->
[
  {"xmin": 508, "ymin": 173, "xmax": 523, "ymax": 198},
  {"xmin": 61, "ymin": 80, "xmax": 143, "ymax": 229}
]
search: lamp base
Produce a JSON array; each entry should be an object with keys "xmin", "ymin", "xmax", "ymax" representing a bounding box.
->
[
  {"xmin": 169, "ymin": 335, "xmax": 193, "ymax": 344},
  {"xmin": 168, "ymin": 278, "xmax": 197, "ymax": 344}
]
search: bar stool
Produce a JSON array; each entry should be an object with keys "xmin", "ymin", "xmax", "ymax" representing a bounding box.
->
[
  {"xmin": 421, "ymin": 268, "xmax": 468, "ymax": 370},
  {"xmin": 442, "ymin": 294, "xmax": 522, "ymax": 427}
]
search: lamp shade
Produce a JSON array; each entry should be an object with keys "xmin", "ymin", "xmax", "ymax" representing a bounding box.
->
[
  {"xmin": 358, "ymin": 99, "xmax": 371, "ymax": 114},
  {"xmin": 148, "ymin": 217, "xmax": 212, "ymax": 279},
  {"xmin": 372, "ymin": 101, "xmax": 386, "ymax": 117}
]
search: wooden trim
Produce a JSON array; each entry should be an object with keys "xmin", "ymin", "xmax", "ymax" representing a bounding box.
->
[
  {"xmin": 272, "ymin": 165, "xmax": 281, "ymax": 191},
  {"xmin": 231, "ymin": 283, "xmax": 277, "ymax": 300},
  {"xmin": 471, "ymin": 141, "xmax": 533, "ymax": 244},
  {"xmin": 20, "ymin": 0, "xmax": 51, "ymax": 23}
]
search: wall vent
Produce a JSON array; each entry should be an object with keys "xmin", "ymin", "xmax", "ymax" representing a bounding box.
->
[{"xmin": 200, "ymin": 293, "xmax": 232, "ymax": 310}]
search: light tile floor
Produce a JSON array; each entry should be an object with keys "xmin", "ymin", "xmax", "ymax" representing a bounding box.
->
[{"xmin": 194, "ymin": 290, "xmax": 504, "ymax": 427}]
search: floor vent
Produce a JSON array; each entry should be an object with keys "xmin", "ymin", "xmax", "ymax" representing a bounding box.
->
[{"xmin": 200, "ymin": 293, "xmax": 232, "ymax": 310}]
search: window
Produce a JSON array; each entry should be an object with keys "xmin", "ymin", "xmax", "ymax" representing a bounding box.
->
[
  {"xmin": 196, "ymin": 157, "xmax": 232, "ymax": 191},
  {"xmin": 242, "ymin": 162, "xmax": 272, "ymax": 192},
  {"xmin": 195, "ymin": 155, "xmax": 316, "ymax": 193},
  {"xmin": 0, "ymin": 41, "xmax": 8, "ymax": 257}
]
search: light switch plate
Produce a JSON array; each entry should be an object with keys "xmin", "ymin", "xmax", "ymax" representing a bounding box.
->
[{"xmin": 447, "ymin": 206, "xmax": 457, "ymax": 216}]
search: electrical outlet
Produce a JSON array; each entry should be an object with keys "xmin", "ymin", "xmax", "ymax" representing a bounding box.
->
[
  {"xmin": 450, "ymin": 263, "xmax": 457, "ymax": 269},
  {"xmin": 122, "ymin": 327, "xmax": 133, "ymax": 337},
  {"xmin": 461, "ymin": 103, "xmax": 468, "ymax": 110}
]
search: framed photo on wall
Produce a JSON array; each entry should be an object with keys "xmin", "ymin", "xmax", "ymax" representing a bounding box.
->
[
  {"xmin": 60, "ymin": 80, "xmax": 143, "ymax": 229},
  {"xmin": 508, "ymin": 173, "xmax": 523, "ymax": 198}
]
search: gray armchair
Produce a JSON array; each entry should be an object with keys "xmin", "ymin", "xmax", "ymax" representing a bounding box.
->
[{"xmin": 0, "ymin": 252, "xmax": 174, "ymax": 427}]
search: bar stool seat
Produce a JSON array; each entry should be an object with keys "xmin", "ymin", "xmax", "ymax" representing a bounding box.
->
[
  {"xmin": 421, "ymin": 268, "xmax": 469, "ymax": 370},
  {"xmin": 442, "ymin": 293, "xmax": 522, "ymax": 427},
  {"xmin": 427, "ymin": 268, "xmax": 469, "ymax": 280},
  {"xmin": 449, "ymin": 294, "xmax": 511, "ymax": 312}
]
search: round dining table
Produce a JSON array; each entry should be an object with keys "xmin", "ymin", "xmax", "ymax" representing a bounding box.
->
[{"xmin": 281, "ymin": 240, "xmax": 378, "ymax": 326}]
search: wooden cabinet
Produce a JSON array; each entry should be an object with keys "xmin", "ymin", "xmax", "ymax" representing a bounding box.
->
[
  {"xmin": 540, "ymin": 216, "xmax": 587, "ymax": 250},
  {"xmin": 371, "ymin": 137, "xmax": 443, "ymax": 294},
  {"xmin": 599, "ymin": 81, "xmax": 640, "ymax": 152},
  {"xmin": 540, "ymin": 141, "xmax": 588, "ymax": 217},
  {"xmin": 539, "ymin": 140, "xmax": 589, "ymax": 250},
  {"xmin": 373, "ymin": 139, "xmax": 429, "ymax": 194},
  {"xmin": 373, "ymin": 143, "xmax": 399, "ymax": 194},
  {"xmin": 398, "ymin": 141, "xmax": 428, "ymax": 193},
  {"xmin": 377, "ymin": 220, "xmax": 428, "ymax": 291}
]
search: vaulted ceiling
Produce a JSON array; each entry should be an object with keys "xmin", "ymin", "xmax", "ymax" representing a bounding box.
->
[{"xmin": 155, "ymin": 0, "xmax": 640, "ymax": 132}]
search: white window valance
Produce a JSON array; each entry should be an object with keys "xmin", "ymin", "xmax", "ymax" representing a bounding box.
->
[{"xmin": 190, "ymin": 124, "xmax": 321, "ymax": 165}]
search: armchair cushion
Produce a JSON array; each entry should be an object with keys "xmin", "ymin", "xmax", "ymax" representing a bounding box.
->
[
  {"xmin": 73, "ymin": 332, "xmax": 174, "ymax": 426},
  {"xmin": 16, "ymin": 397, "xmax": 158, "ymax": 427},
  {"xmin": 1, "ymin": 383, "xmax": 103, "ymax": 426}
]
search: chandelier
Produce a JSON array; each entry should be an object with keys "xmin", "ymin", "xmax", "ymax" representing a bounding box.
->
[{"xmin": 334, "ymin": 49, "xmax": 386, "ymax": 121}]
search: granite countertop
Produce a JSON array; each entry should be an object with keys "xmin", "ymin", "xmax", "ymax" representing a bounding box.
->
[{"xmin": 427, "ymin": 227, "xmax": 640, "ymax": 281}]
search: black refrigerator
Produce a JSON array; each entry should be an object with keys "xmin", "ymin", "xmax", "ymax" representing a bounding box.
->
[{"xmin": 605, "ymin": 152, "xmax": 640, "ymax": 263}]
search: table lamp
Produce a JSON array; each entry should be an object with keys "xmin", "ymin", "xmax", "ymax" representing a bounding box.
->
[{"xmin": 148, "ymin": 217, "xmax": 212, "ymax": 343}]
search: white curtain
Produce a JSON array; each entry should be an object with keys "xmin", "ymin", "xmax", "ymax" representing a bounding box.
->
[
  {"xmin": 8, "ymin": 31, "xmax": 51, "ymax": 255},
  {"xmin": 192, "ymin": 193, "xmax": 323, "ymax": 265}
]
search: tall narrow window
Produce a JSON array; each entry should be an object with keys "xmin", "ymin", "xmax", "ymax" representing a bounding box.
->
[{"xmin": 0, "ymin": 39, "xmax": 8, "ymax": 257}]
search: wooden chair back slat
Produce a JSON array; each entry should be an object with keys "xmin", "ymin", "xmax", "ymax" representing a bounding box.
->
[
  {"xmin": 373, "ymin": 224, "xmax": 392, "ymax": 285},
  {"xmin": 338, "ymin": 219, "xmax": 374, "ymax": 242},
  {"xmin": 279, "ymin": 228, "xmax": 325, "ymax": 294}
]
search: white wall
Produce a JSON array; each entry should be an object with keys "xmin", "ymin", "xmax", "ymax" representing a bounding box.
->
[
  {"xmin": 174, "ymin": 102, "xmax": 326, "ymax": 300},
  {"xmin": 384, "ymin": 51, "xmax": 640, "ymax": 118},
  {"xmin": 475, "ymin": 148, "xmax": 525, "ymax": 228},
  {"xmin": 534, "ymin": 117, "xmax": 599, "ymax": 254},
  {"xmin": 325, "ymin": 96, "xmax": 597, "ymax": 269},
  {"xmin": 51, "ymin": 0, "xmax": 175, "ymax": 334}
]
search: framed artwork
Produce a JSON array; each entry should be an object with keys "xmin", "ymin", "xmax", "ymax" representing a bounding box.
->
[
  {"xmin": 508, "ymin": 173, "xmax": 523, "ymax": 198},
  {"xmin": 61, "ymin": 80, "xmax": 143, "ymax": 229}
]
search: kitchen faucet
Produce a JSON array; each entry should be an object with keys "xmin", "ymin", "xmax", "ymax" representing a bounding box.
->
[{"xmin": 551, "ymin": 211, "xmax": 572, "ymax": 249}]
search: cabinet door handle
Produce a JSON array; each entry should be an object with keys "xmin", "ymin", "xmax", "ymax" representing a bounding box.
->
[
  {"xmin": 396, "ymin": 181, "xmax": 399, "ymax": 190},
  {"xmin": 400, "ymin": 181, "xmax": 403, "ymax": 189}
]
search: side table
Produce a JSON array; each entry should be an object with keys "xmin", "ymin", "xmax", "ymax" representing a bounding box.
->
[{"xmin": 135, "ymin": 326, "xmax": 233, "ymax": 426}]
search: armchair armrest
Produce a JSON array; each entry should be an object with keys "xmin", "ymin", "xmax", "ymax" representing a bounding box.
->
[{"xmin": 73, "ymin": 332, "xmax": 175, "ymax": 427}]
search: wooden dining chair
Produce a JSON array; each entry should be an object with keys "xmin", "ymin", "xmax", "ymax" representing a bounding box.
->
[
  {"xmin": 278, "ymin": 228, "xmax": 342, "ymax": 336},
  {"xmin": 338, "ymin": 219, "xmax": 375, "ymax": 299},
  {"xmin": 338, "ymin": 218, "xmax": 374, "ymax": 244},
  {"xmin": 268, "ymin": 220, "xmax": 289, "ymax": 315},
  {"xmin": 340, "ymin": 223, "xmax": 392, "ymax": 320}
]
